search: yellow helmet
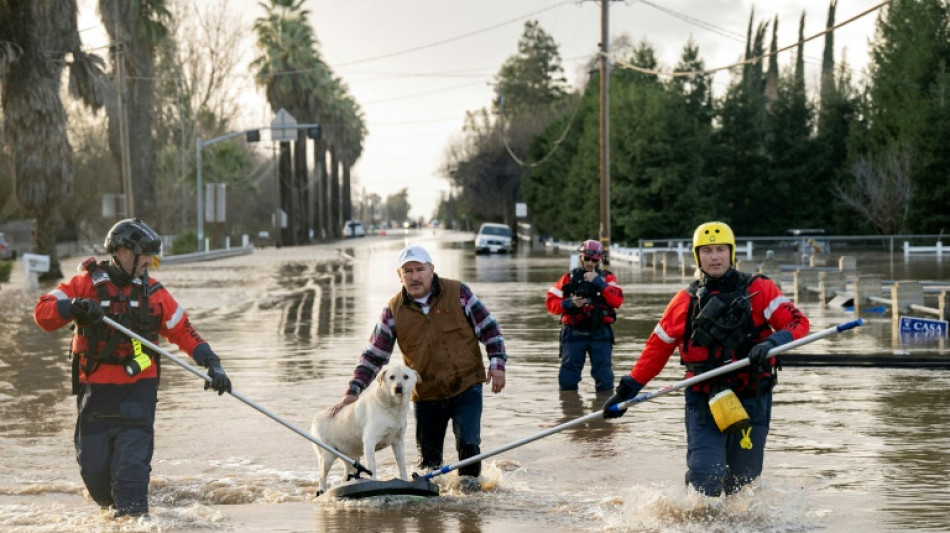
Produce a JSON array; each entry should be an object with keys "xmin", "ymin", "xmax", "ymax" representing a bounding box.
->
[{"xmin": 692, "ymin": 221, "xmax": 735, "ymax": 266}]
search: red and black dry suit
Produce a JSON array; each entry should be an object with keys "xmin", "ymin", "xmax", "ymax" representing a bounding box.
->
[
  {"xmin": 546, "ymin": 267, "xmax": 623, "ymax": 392},
  {"xmin": 33, "ymin": 258, "xmax": 213, "ymax": 514},
  {"xmin": 624, "ymin": 267, "xmax": 808, "ymax": 496}
]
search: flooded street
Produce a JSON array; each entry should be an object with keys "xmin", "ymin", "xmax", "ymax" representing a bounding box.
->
[{"xmin": 1, "ymin": 230, "xmax": 949, "ymax": 532}]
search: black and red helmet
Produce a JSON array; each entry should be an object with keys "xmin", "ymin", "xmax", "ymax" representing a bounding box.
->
[{"xmin": 104, "ymin": 218, "xmax": 162, "ymax": 255}]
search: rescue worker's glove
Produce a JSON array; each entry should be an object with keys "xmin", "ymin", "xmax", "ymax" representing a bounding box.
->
[
  {"xmin": 204, "ymin": 357, "xmax": 231, "ymax": 395},
  {"xmin": 602, "ymin": 375, "xmax": 644, "ymax": 419},
  {"xmin": 193, "ymin": 344, "xmax": 232, "ymax": 395},
  {"xmin": 747, "ymin": 330, "xmax": 793, "ymax": 372},
  {"xmin": 69, "ymin": 298, "xmax": 104, "ymax": 325}
]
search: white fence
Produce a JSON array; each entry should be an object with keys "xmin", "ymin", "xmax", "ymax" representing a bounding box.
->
[{"xmin": 904, "ymin": 240, "xmax": 945, "ymax": 259}]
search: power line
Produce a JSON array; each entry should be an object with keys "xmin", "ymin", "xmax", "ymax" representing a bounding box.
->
[
  {"xmin": 334, "ymin": 0, "xmax": 575, "ymax": 67},
  {"xmin": 634, "ymin": 0, "xmax": 824, "ymax": 67},
  {"xmin": 611, "ymin": 0, "xmax": 891, "ymax": 78},
  {"xmin": 361, "ymin": 80, "xmax": 487, "ymax": 106},
  {"xmin": 636, "ymin": 0, "xmax": 745, "ymax": 42},
  {"xmin": 502, "ymin": 89, "xmax": 587, "ymax": 169}
]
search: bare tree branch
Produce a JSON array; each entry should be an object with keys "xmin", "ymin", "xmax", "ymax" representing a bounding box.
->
[{"xmin": 834, "ymin": 146, "xmax": 913, "ymax": 234}]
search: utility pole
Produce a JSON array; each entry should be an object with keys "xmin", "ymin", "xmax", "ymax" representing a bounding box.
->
[
  {"xmin": 114, "ymin": 41, "xmax": 134, "ymax": 218},
  {"xmin": 599, "ymin": 0, "xmax": 612, "ymax": 262}
]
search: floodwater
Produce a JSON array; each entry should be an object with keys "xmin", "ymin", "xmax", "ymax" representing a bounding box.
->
[{"xmin": 1, "ymin": 230, "xmax": 949, "ymax": 533}]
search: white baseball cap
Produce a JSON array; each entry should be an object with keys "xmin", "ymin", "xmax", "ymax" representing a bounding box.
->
[{"xmin": 397, "ymin": 245, "xmax": 433, "ymax": 268}]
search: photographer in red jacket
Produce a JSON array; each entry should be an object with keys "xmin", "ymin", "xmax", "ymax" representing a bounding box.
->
[
  {"xmin": 33, "ymin": 218, "xmax": 231, "ymax": 518},
  {"xmin": 546, "ymin": 240, "xmax": 624, "ymax": 393}
]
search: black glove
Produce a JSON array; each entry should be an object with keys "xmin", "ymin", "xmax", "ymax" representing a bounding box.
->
[
  {"xmin": 602, "ymin": 375, "xmax": 644, "ymax": 419},
  {"xmin": 748, "ymin": 338, "xmax": 779, "ymax": 371},
  {"xmin": 69, "ymin": 298, "xmax": 104, "ymax": 325},
  {"xmin": 202, "ymin": 354, "xmax": 232, "ymax": 395}
]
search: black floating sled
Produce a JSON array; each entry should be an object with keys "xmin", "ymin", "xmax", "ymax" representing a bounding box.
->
[{"xmin": 318, "ymin": 477, "xmax": 440, "ymax": 500}]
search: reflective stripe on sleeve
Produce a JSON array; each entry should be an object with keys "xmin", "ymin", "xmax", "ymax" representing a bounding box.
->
[
  {"xmin": 653, "ymin": 323, "xmax": 676, "ymax": 344},
  {"xmin": 764, "ymin": 296, "xmax": 790, "ymax": 321},
  {"xmin": 165, "ymin": 305, "xmax": 185, "ymax": 329},
  {"xmin": 549, "ymin": 287, "xmax": 564, "ymax": 298},
  {"xmin": 51, "ymin": 289, "xmax": 68, "ymax": 300}
]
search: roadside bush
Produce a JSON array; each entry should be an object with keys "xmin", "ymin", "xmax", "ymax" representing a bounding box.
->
[
  {"xmin": 170, "ymin": 230, "xmax": 198, "ymax": 255},
  {"xmin": 0, "ymin": 261, "xmax": 11, "ymax": 283}
]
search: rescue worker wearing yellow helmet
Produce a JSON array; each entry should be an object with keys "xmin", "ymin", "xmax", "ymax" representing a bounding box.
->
[{"xmin": 603, "ymin": 221, "xmax": 809, "ymax": 496}]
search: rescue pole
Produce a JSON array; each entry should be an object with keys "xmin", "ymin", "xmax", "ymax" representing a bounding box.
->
[
  {"xmin": 101, "ymin": 316, "xmax": 372, "ymax": 478},
  {"xmin": 419, "ymin": 319, "xmax": 863, "ymax": 480}
]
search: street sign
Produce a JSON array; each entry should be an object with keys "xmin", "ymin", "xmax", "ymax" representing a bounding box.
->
[
  {"xmin": 101, "ymin": 194, "xmax": 126, "ymax": 218},
  {"xmin": 270, "ymin": 108, "xmax": 298, "ymax": 143},
  {"xmin": 898, "ymin": 315, "xmax": 948, "ymax": 341},
  {"xmin": 205, "ymin": 183, "xmax": 226, "ymax": 222},
  {"xmin": 21, "ymin": 253, "xmax": 50, "ymax": 273}
]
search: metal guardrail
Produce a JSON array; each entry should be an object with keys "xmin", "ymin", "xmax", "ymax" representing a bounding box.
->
[{"xmin": 160, "ymin": 246, "xmax": 253, "ymax": 265}]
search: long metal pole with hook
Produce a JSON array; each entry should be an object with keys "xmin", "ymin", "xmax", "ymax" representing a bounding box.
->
[
  {"xmin": 421, "ymin": 319, "xmax": 863, "ymax": 480},
  {"xmin": 101, "ymin": 316, "xmax": 372, "ymax": 477}
]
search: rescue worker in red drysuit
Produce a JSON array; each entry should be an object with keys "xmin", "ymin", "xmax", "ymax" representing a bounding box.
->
[
  {"xmin": 33, "ymin": 218, "xmax": 231, "ymax": 518},
  {"xmin": 603, "ymin": 221, "xmax": 809, "ymax": 496},
  {"xmin": 546, "ymin": 240, "xmax": 624, "ymax": 392}
]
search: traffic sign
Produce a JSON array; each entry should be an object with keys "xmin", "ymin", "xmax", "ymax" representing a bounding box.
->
[{"xmin": 270, "ymin": 108, "xmax": 298, "ymax": 142}]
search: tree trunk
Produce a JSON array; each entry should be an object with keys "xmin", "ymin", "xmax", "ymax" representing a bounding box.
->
[
  {"xmin": 342, "ymin": 160, "xmax": 352, "ymax": 222},
  {"xmin": 294, "ymin": 135, "xmax": 310, "ymax": 243},
  {"xmin": 100, "ymin": 1, "xmax": 158, "ymax": 220},
  {"xmin": 329, "ymin": 145, "xmax": 341, "ymax": 239},
  {"xmin": 312, "ymin": 138, "xmax": 327, "ymax": 241},
  {"xmin": 278, "ymin": 141, "xmax": 294, "ymax": 245}
]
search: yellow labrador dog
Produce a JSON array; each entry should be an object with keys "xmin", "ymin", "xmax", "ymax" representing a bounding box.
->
[{"xmin": 311, "ymin": 363, "xmax": 419, "ymax": 494}]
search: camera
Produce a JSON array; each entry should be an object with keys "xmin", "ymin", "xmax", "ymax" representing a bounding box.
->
[{"xmin": 567, "ymin": 267, "xmax": 596, "ymax": 299}]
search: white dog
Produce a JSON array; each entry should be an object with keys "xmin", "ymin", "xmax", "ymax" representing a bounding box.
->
[{"xmin": 311, "ymin": 363, "xmax": 419, "ymax": 494}]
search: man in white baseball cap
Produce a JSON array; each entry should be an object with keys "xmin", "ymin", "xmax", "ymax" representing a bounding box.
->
[
  {"xmin": 396, "ymin": 245, "xmax": 433, "ymax": 270},
  {"xmin": 332, "ymin": 244, "xmax": 508, "ymax": 492}
]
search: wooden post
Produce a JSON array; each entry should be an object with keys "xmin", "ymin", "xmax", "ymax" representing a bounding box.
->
[
  {"xmin": 892, "ymin": 281, "xmax": 924, "ymax": 314},
  {"xmin": 839, "ymin": 256, "xmax": 857, "ymax": 272},
  {"xmin": 853, "ymin": 275, "xmax": 882, "ymax": 314},
  {"xmin": 818, "ymin": 271, "xmax": 844, "ymax": 305}
]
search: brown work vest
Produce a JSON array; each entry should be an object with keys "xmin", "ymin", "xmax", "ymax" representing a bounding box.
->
[{"xmin": 390, "ymin": 278, "xmax": 486, "ymax": 401}]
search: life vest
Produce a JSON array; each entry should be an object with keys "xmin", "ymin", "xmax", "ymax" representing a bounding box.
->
[
  {"xmin": 680, "ymin": 270, "xmax": 771, "ymax": 393},
  {"xmin": 562, "ymin": 267, "xmax": 617, "ymax": 329},
  {"xmin": 389, "ymin": 277, "xmax": 485, "ymax": 402},
  {"xmin": 74, "ymin": 259, "xmax": 163, "ymax": 379}
]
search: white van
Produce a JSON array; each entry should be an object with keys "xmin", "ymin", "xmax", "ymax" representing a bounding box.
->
[{"xmin": 474, "ymin": 223, "xmax": 513, "ymax": 254}]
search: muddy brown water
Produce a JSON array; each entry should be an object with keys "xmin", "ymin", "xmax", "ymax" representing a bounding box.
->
[{"xmin": 1, "ymin": 231, "xmax": 948, "ymax": 532}]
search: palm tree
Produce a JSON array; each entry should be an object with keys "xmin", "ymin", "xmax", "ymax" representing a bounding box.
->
[
  {"xmin": 0, "ymin": 0, "xmax": 106, "ymax": 279},
  {"xmin": 251, "ymin": 0, "xmax": 326, "ymax": 245},
  {"xmin": 98, "ymin": 0, "xmax": 171, "ymax": 222},
  {"xmin": 338, "ymin": 92, "xmax": 366, "ymax": 223}
]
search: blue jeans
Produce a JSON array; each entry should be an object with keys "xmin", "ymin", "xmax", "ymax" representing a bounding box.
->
[
  {"xmin": 684, "ymin": 387, "xmax": 772, "ymax": 496},
  {"xmin": 414, "ymin": 384, "xmax": 483, "ymax": 477},
  {"xmin": 559, "ymin": 326, "xmax": 614, "ymax": 392},
  {"xmin": 75, "ymin": 380, "xmax": 157, "ymax": 514}
]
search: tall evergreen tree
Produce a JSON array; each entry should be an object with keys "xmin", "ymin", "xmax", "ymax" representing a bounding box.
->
[
  {"xmin": 862, "ymin": 0, "xmax": 950, "ymax": 232},
  {"xmin": 444, "ymin": 20, "xmax": 569, "ymax": 227},
  {"xmin": 708, "ymin": 15, "xmax": 771, "ymax": 234}
]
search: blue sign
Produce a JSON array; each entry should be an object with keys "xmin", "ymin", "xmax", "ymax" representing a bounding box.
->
[{"xmin": 898, "ymin": 316, "xmax": 948, "ymax": 341}]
